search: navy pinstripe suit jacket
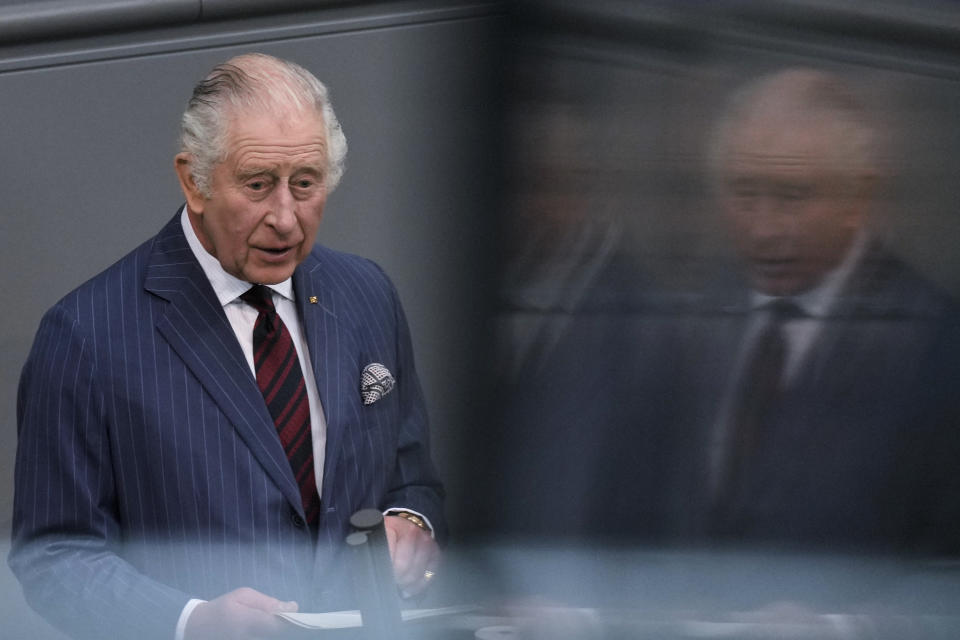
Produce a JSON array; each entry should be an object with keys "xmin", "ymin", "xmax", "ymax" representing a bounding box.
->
[{"xmin": 10, "ymin": 212, "xmax": 445, "ymax": 639}]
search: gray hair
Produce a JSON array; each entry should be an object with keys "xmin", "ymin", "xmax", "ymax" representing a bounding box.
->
[
  {"xmin": 179, "ymin": 53, "xmax": 348, "ymax": 197},
  {"xmin": 707, "ymin": 68, "xmax": 879, "ymax": 190}
]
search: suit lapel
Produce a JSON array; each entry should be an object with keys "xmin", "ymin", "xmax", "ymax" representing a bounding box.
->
[
  {"xmin": 755, "ymin": 247, "xmax": 893, "ymax": 497},
  {"xmin": 293, "ymin": 257, "xmax": 355, "ymax": 508},
  {"xmin": 792, "ymin": 244, "xmax": 892, "ymax": 406},
  {"xmin": 144, "ymin": 214, "xmax": 304, "ymax": 515}
]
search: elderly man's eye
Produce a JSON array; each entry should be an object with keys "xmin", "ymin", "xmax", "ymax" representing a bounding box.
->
[
  {"xmin": 247, "ymin": 181, "xmax": 266, "ymax": 191},
  {"xmin": 730, "ymin": 188, "xmax": 759, "ymax": 207},
  {"xmin": 779, "ymin": 186, "xmax": 813, "ymax": 202},
  {"xmin": 728, "ymin": 179, "xmax": 758, "ymax": 200}
]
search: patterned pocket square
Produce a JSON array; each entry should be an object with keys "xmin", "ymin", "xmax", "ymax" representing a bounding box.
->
[{"xmin": 360, "ymin": 363, "xmax": 395, "ymax": 405}]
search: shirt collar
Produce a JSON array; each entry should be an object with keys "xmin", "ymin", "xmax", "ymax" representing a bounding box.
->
[
  {"xmin": 751, "ymin": 230, "xmax": 868, "ymax": 318},
  {"xmin": 180, "ymin": 206, "xmax": 294, "ymax": 306}
]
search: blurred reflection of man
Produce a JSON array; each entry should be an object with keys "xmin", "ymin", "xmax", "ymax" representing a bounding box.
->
[
  {"xmin": 699, "ymin": 69, "xmax": 960, "ymax": 547},
  {"xmin": 492, "ymin": 68, "xmax": 960, "ymax": 555}
]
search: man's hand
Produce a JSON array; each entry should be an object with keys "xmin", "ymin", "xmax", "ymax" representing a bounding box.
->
[
  {"xmin": 384, "ymin": 514, "xmax": 440, "ymax": 597},
  {"xmin": 184, "ymin": 587, "xmax": 299, "ymax": 639}
]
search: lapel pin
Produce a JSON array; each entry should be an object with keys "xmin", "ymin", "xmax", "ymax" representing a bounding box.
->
[
  {"xmin": 309, "ymin": 296, "xmax": 318, "ymax": 304},
  {"xmin": 360, "ymin": 363, "xmax": 395, "ymax": 405}
]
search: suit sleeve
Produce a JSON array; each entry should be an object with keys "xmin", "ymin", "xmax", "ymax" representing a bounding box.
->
[
  {"xmin": 9, "ymin": 302, "xmax": 190, "ymax": 640},
  {"xmin": 377, "ymin": 276, "xmax": 447, "ymax": 544}
]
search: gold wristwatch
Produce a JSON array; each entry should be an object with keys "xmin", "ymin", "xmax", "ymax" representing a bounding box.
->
[{"xmin": 389, "ymin": 510, "xmax": 430, "ymax": 533}]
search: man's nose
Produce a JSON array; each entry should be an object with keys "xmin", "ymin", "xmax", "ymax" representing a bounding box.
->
[
  {"xmin": 749, "ymin": 196, "xmax": 793, "ymax": 241},
  {"xmin": 267, "ymin": 184, "xmax": 297, "ymax": 233}
]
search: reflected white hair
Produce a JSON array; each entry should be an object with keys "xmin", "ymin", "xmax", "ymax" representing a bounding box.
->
[
  {"xmin": 179, "ymin": 52, "xmax": 348, "ymax": 197},
  {"xmin": 707, "ymin": 68, "xmax": 879, "ymax": 189}
]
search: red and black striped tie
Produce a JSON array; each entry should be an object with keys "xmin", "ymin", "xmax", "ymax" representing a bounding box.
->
[{"xmin": 241, "ymin": 285, "xmax": 320, "ymax": 534}]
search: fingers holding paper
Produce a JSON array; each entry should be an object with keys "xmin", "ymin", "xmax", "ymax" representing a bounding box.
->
[{"xmin": 184, "ymin": 587, "xmax": 300, "ymax": 639}]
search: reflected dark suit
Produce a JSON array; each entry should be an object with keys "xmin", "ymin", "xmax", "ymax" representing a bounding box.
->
[
  {"xmin": 494, "ymin": 241, "xmax": 960, "ymax": 553},
  {"xmin": 10, "ymin": 213, "xmax": 445, "ymax": 640}
]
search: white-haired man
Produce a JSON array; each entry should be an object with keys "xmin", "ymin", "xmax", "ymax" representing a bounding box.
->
[{"xmin": 11, "ymin": 53, "xmax": 444, "ymax": 640}]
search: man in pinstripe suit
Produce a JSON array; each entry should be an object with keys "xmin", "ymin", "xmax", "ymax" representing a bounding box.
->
[{"xmin": 10, "ymin": 53, "xmax": 444, "ymax": 640}]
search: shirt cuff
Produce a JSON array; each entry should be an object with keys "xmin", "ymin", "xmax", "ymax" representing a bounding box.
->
[
  {"xmin": 175, "ymin": 598, "xmax": 206, "ymax": 640},
  {"xmin": 383, "ymin": 508, "xmax": 435, "ymax": 539}
]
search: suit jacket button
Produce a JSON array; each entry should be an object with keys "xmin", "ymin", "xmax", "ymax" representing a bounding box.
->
[{"xmin": 291, "ymin": 513, "xmax": 306, "ymax": 528}]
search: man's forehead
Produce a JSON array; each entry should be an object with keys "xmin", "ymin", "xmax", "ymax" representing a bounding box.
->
[
  {"xmin": 225, "ymin": 102, "xmax": 325, "ymax": 137},
  {"xmin": 223, "ymin": 109, "xmax": 327, "ymax": 159},
  {"xmin": 724, "ymin": 117, "xmax": 844, "ymax": 176}
]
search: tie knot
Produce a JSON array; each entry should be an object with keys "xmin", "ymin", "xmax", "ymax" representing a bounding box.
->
[{"xmin": 240, "ymin": 285, "xmax": 276, "ymax": 315}]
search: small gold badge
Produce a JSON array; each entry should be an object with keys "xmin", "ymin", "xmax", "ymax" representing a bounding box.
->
[{"xmin": 309, "ymin": 296, "xmax": 318, "ymax": 304}]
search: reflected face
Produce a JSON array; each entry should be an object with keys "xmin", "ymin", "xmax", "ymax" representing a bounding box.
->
[
  {"xmin": 179, "ymin": 108, "xmax": 329, "ymax": 284},
  {"xmin": 719, "ymin": 118, "xmax": 867, "ymax": 296}
]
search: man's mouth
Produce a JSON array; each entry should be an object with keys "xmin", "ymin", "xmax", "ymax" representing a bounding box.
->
[
  {"xmin": 255, "ymin": 246, "xmax": 294, "ymax": 259},
  {"xmin": 749, "ymin": 258, "xmax": 805, "ymax": 285},
  {"xmin": 753, "ymin": 258, "xmax": 796, "ymax": 273}
]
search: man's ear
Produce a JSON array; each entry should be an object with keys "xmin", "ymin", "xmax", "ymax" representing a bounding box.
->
[{"xmin": 174, "ymin": 153, "xmax": 206, "ymax": 214}]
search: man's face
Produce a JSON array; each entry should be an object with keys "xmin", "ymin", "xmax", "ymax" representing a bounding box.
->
[
  {"xmin": 718, "ymin": 116, "xmax": 868, "ymax": 296},
  {"xmin": 177, "ymin": 107, "xmax": 329, "ymax": 284}
]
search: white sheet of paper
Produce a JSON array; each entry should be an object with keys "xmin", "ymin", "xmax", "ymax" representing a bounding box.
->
[{"xmin": 277, "ymin": 605, "xmax": 478, "ymax": 629}]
